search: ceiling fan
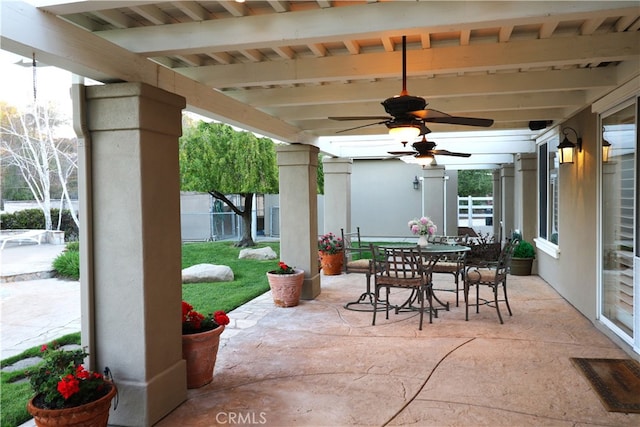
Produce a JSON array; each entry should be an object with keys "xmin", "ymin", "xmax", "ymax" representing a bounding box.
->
[
  {"xmin": 388, "ymin": 135, "xmax": 471, "ymax": 163},
  {"xmin": 329, "ymin": 36, "xmax": 494, "ymax": 140}
]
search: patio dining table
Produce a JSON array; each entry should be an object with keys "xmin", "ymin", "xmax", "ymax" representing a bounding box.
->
[
  {"xmin": 343, "ymin": 243, "xmax": 470, "ymax": 313},
  {"xmin": 393, "ymin": 244, "xmax": 470, "ymax": 315}
]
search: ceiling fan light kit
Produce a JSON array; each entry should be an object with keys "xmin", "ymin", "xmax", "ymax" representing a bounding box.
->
[{"xmin": 388, "ymin": 124, "xmax": 421, "ymax": 143}]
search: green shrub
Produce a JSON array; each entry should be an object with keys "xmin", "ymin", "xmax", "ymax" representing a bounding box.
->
[
  {"xmin": 51, "ymin": 208, "xmax": 79, "ymax": 241},
  {"xmin": 0, "ymin": 208, "xmax": 44, "ymax": 229},
  {"xmin": 513, "ymin": 240, "xmax": 536, "ymax": 258},
  {"xmin": 53, "ymin": 245, "xmax": 80, "ymax": 279},
  {"xmin": 65, "ymin": 241, "xmax": 80, "ymax": 252},
  {"xmin": 0, "ymin": 208, "xmax": 79, "ymax": 241}
]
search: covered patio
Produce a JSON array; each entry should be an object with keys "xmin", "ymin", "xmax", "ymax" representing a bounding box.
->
[
  {"xmin": 2, "ymin": 1, "xmax": 638, "ymax": 424},
  {"xmin": 158, "ymin": 272, "xmax": 638, "ymax": 426}
]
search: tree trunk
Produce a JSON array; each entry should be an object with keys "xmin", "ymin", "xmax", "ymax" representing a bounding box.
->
[
  {"xmin": 236, "ymin": 194, "xmax": 255, "ymax": 247},
  {"xmin": 209, "ymin": 191, "xmax": 256, "ymax": 247}
]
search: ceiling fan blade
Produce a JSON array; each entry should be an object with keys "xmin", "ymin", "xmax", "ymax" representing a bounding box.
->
[
  {"xmin": 327, "ymin": 34, "xmax": 495, "ymax": 130},
  {"xmin": 388, "ymin": 150, "xmax": 416, "ymax": 155},
  {"xmin": 329, "ymin": 116, "xmax": 392, "ymax": 121},
  {"xmin": 336, "ymin": 120, "xmax": 389, "ymax": 133},
  {"xmin": 424, "ymin": 116, "xmax": 494, "ymax": 127},
  {"xmin": 432, "ymin": 149, "xmax": 472, "ymax": 157},
  {"xmin": 408, "ymin": 109, "xmax": 452, "ymax": 120},
  {"xmin": 410, "ymin": 108, "xmax": 493, "ymax": 127}
]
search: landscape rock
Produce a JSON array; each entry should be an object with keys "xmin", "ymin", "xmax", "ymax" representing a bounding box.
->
[
  {"xmin": 238, "ymin": 247, "xmax": 277, "ymax": 260},
  {"xmin": 182, "ymin": 264, "xmax": 234, "ymax": 284}
]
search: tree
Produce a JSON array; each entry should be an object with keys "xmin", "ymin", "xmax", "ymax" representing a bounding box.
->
[
  {"xmin": 0, "ymin": 101, "xmax": 79, "ymax": 230},
  {"xmin": 457, "ymin": 169, "xmax": 493, "ymax": 197},
  {"xmin": 179, "ymin": 121, "xmax": 279, "ymax": 247}
]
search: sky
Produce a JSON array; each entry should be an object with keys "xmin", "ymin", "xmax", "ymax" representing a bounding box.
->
[
  {"xmin": 0, "ymin": 50, "xmax": 74, "ymax": 110},
  {"xmin": 0, "ymin": 49, "xmax": 273, "ymax": 140}
]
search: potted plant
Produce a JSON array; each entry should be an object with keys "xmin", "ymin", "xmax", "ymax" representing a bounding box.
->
[
  {"xmin": 26, "ymin": 344, "xmax": 117, "ymax": 427},
  {"xmin": 181, "ymin": 301, "xmax": 230, "ymax": 389},
  {"xmin": 318, "ymin": 232, "xmax": 344, "ymax": 275},
  {"xmin": 266, "ymin": 261, "xmax": 305, "ymax": 307},
  {"xmin": 510, "ymin": 239, "xmax": 536, "ymax": 276},
  {"xmin": 408, "ymin": 216, "xmax": 437, "ymax": 247}
]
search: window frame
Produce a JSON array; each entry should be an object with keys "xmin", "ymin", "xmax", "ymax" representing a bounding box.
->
[{"xmin": 535, "ymin": 130, "xmax": 561, "ymax": 259}]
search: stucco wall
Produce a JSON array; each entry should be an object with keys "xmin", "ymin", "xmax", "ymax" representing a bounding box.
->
[
  {"xmin": 350, "ymin": 159, "xmax": 461, "ymax": 239},
  {"xmin": 537, "ymin": 107, "xmax": 598, "ymax": 320}
]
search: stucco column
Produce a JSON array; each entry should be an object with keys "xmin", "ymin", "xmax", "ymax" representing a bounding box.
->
[
  {"xmin": 322, "ymin": 157, "xmax": 352, "ymax": 234},
  {"xmin": 492, "ymin": 169, "xmax": 502, "ymax": 239},
  {"xmin": 515, "ymin": 153, "xmax": 537, "ymax": 241},
  {"xmin": 444, "ymin": 171, "xmax": 458, "ymax": 236},
  {"xmin": 501, "ymin": 165, "xmax": 515, "ymax": 242},
  {"xmin": 276, "ymin": 145, "xmax": 321, "ymax": 299},
  {"xmin": 84, "ymin": 83, "xmax": 186, "ymax": 426},
  {"xmin": 422, "ymin": 166, "xmax": 446, "ymax": 233}
]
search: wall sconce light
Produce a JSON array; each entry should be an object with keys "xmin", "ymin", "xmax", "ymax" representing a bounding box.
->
[
  {"xmin": 602, "ymin": 127, "xmax": 611, "ymax": 163},
  {"xmin": 558, "ymin": 127, "xmax": 582, "ymax": 165},
  {"xmin": 413, "ymin": 176, "xmax": 420, "ymax": 190}
]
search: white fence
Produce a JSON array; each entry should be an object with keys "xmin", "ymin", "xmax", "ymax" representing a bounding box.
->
[{"xmin": 458, "ymin": 196, "xmax": 493, "ymax": 228}]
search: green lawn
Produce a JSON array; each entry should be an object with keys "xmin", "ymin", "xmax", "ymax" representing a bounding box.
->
[
  {"xmin": 181, "ymin": 240, "xmax": 279, "ymax": 314},
  {"xmin": 0, "ymin": 240, "xmax": 280, "ymax": 427}
]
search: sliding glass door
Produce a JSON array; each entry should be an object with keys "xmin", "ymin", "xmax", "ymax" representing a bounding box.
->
[{"xmin": 600, "ymin": 99, "xmax": 638, "ymax": 349}]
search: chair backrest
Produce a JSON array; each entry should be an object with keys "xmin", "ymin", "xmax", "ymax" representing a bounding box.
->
[
  {"xmin": 466, "ymin": 235, "xmax": 502, "ymax": 265},
  {"xmin": 371, "ymin": 245, "xmax": 437, "ymax": 284},
  {"xmin": 429, "ymin": 234, "xmax": 469, "ymax": 245},
  {"xmin": 499, "ymin": 237, "xmax": 520, "ymax": 273},
  {"xmin": 341, "ymin": 227, "xmax": 362, "ymax": 263}
]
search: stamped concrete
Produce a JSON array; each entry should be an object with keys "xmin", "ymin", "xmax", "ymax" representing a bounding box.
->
[
  {"xmin": 3, "ymin": 244, "xmax": 639, "ymax": 426},
  {"xmin": 0, "ymin": 242, "xmax": 67, "ymax": 283},
  {"xmin": 158, "ymin": 272, "xmax": 640, "ymax": 427},
  {"xmin": 1, "ymin": 244, "xmax": 80, "ymax": 360}
]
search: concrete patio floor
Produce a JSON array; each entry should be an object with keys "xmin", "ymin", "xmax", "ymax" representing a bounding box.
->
[
  {"xmin": 158, "ymin": 272, "xmax": 640, "ymax": 427},
  {"xmin": 2, "ymin": 244, "xmax": 638, "ymax": 426}
]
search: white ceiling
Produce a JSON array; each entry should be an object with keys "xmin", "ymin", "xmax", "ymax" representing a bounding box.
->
[{"xmin": 2, "ymin": 1, "xmax": 639, "ymax": 167}]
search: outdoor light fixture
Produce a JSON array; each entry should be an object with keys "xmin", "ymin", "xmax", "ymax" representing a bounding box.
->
[
  {"xmin": 602, "ymin": 127, "xmax": 611, "ymax": 163},
  {"xmin": 558, "ymin": 127, "xmax": 582, "ymax": 165},
  {"xmin": 413, "ymin": 176, "xmax": 420, "ymax": 190}
]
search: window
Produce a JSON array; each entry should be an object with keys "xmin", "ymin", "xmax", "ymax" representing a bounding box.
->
[
  {"xmin": 538, "ymin": 135, "xmax": 560, "ymax": 245},
  {"xmin": 600, "ymin": 100, "xmax": 637, "ymax": 341}
]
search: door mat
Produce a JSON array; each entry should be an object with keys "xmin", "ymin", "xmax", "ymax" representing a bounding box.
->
[{"xmin": 570, "ymin": 357, "xmax": 640, "ymax": 413}]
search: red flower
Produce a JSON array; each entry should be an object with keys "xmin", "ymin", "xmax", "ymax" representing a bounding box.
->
[
  {"xmin": 191, "ymin": 311, "xmax": 204, "ymax": 329},
  {"xmin": 40, "ymin": 344, "xmax": 48, "ymax": 352},
  {"xmin": 182, "ymin": 301, "xmax": 229, "ymax": 334},
  {"xmin": 57, "ymin": 375, "xmax": 80, "ymax": 399},
  {"xmin": 75, "ymin": 365, "xmax": 91, "ymax": 379},
  {"xmin": 214, "ymin": 311, "xmax": 230, "ymax": 326},
  {"xmin": 181, "ymin": 301, "xmax": 193, "ymax": 322}
]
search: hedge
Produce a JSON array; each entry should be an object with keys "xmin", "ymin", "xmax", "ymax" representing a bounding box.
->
[{"xmin": 0, "ymin": 208, "xmax": 79, "ymax": 241}]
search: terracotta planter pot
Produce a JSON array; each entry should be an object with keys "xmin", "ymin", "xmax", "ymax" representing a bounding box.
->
[
  {"xmin": 266, "ymin": 269, "xmax": 305, "ymax": 307},
  {"xmin": 182, "ymin": 324, "xmax": 225, "ymax": 389},
  {"xmin": 319, "ymin": 251, "xmax": 344, "ymax": 275},
  {"xmin": 27, "ymin": 382, "xmax": 116, "ymax": 427}
]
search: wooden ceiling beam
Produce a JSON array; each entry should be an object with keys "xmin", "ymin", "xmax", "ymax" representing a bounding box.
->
[{"xmin": 177, "ymin": 32, "xmax": 637, "ymax": 88}]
